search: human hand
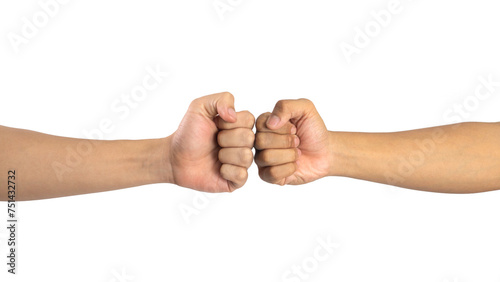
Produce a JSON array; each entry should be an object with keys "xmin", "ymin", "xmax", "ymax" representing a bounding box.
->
[
  {"xmin": 255, "ymin": 99, "xmax": 332, "ymax": 185},
  {"xmin": 165, "ymin": 92, "xmax": 255, "ymax": 192}
]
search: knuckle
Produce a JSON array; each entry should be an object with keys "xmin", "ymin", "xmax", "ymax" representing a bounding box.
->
[
  {"xmin": 287, "ymin": 135, "xmax": 294, "ymax": 147},
  {"xmin": 299, "ymin": 98, "xmax": 314, "ymax": 109},
  {"xmin": 221, "ymin": 91, "xmax": 233, "ymax": 100},
  {"xmin": 274, "ymin": 100, "xmax": 286, "ymax": 112},
  {"xmin": 247, "ymin": 112, "xmax": 256, "ymax": 128},
  {"xmin": 255, "ymin": 133, "xmax": 266, "ymax": 149},
  {"xmin": 189, "ymin": 98, "xmax": 201, "ymax": 110},
  {"xmin": 256, "ymin": 112, "xmax": 270, "ymax": 131},
  {"xmin": 245, "ymin": 130, "xmax": 255, "ymax": 145},
  {"xmin": 241, "ymin": 148, "xmax": 253, "ymax": 166},
  {"xmin": 236, "ymin": 168, "xmax": 248, "ymax": 182},
  {"xmin": 268, "ymin": 166, "xmax": 281, "ymax": 182},
  {"xmin": 259, "ymin": 167, "xmax": 274, "ymax": 183},
  {"xmin": 241, "ymin": 110, "xmax": 254, "ymax": 122},
  {"xmin": 220, "ymin": 164, "xmax": 230, "ymax": 178},
  {"xmin": 254, "ymin": 151, "xmax": 262, "ymax": 166},
  {"xmin": 261, "ymin": 150, "xmax": 272, "ymax": 163},
  {"xmin": 258, "ymin": 167, "xmax": 267, "ymax": 181}
]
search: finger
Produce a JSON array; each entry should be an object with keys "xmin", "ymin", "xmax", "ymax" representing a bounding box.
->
[
  {"xmin": 266, "ymin": 99, "xmax": 317, "ymax": 130},
  {"xmin": 254, "ymin": 132, "xmax": 299, "ymax": 150},
  {"xmin": 255, "ymin": 148, "xmax": 299, "ymax": 167},
  {"xmin": 219, "ymin": 147, "xmax": 253, "ymax": 168},
  {"xmin": 220, "ymin": 164, "xmax": 248, "ymax": 190},
  {"xmin": 258, "ymin": 162, "xmax": 297, "ymax": 185},
  {"xmin": 215, "ymin": 110, "xmax": 255, "ymax": 130},
  {"xmin": 190, "ymin": 92, "xmax": 237, "ymax": 123},
  {"xmin": 256, "ymin": 112, "xmax": 296, "ymax": 134},
  {"xmin": 218, "ymin": 128, "xmax": 255, "ymax": 148}
]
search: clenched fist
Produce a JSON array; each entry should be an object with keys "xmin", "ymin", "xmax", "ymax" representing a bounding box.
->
[
  {"xmin": 255, "ymin": 99, "xmax": 333, "ymax": 185},
  {"xmin": 166, "ymin": 92, "xmax": 255, "ymax": 192}
]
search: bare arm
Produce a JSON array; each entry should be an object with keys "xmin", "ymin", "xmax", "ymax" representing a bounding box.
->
[
  {"xmin": 0, "ymin": 92, "xmax": 255, "ymax": 201},
  {"xmin": 329, "ymin": 122, "xmax": 500, "ymax": 193},
  {"xmin": 255, "ymin": 99, "xmax": 500, "ymax": 193},
  {"xmin": 0, "ymin": 125, "xmax": 167, "ymax": 200}
]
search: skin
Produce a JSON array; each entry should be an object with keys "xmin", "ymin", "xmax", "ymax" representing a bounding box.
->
[
  {"xmin": 255, "ymin": 98, "xmax": 500, "ymax": 193},
  {"xmin": 2, "ymin": 94, "xmax": 499, "ymax": 200},
  {"xmin": 0, "ymin": 92, "xmax": 254, "ymax": 201}
]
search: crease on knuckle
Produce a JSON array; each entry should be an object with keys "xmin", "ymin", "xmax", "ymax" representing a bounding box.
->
[
  {"xmin": 242, "ymin": 111, "xmax": 256, "ymax": 128},
  {"xmin": 241, "ymin": 148, "xmax": 253, "ymax": 167},
  {"xmin": 261, "ymin": 167, "xmax": 278, "ymax": 183},
  {"xmin": 245, "ymin": 130, "xmax": 255, "ymax": 146},
  {"xmin": 262, "ymin": 150, "xmax": 273, "ymax": 164},
  {"xmin": 255, "ymin": 133, "xmax": 266, "ymax": 150},
  {"xmin": 237, "ymin": 168, "xmax": 248, "ymax": 183},
  {"xmin": 268, "ymin": 166, "xmax": 280, "ymax": 182},
  {"xmin": 254, "ymin": 151, "xmax": 264, "ymax": 166}
]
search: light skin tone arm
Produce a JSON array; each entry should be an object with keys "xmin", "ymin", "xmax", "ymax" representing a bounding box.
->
[
  {"xmin": 255, "ymin": 99, "xmax": 500, "ymax": 193},
  {"xmin": 0, "ymin": 92, "xmax": 255, "ymax": 201}
]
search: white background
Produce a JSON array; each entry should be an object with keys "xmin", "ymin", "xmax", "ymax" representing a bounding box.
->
[{"xmin": 1, "ymin": 0, "xmax": 500, "ymax": 281}]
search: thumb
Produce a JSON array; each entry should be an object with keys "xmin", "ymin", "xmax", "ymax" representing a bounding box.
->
[
  {"xmin": 266, "ymin": 98, "xmax": 316, "ymax": 130},
  {"xmin": 194, "ymin": 92, "xmax": 237, "ymax": 123}
]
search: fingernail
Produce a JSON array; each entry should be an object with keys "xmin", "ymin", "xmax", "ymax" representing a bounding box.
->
[
  {"xmin": 267, "ymin": 114, "xmax": 280, "ymax": 128},
  {"xmin": 228, "ymin": 108, "xmax": 236, "ymax": 120},
  {"xmin": 291, "ymin": 126, "xmax": 297, "ymax": 135},
  {"xmin": 294, "ymin": 136, "xmax": 300, "ymax": 147}
]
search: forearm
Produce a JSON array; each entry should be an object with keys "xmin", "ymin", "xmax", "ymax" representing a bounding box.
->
[
  {"xmin": 0, "ymin": 126, "xmax": 171, "ymax": 201},
  {"xmin": 329, "ymin": 122, "xmax": 500, "ymax": 193}
]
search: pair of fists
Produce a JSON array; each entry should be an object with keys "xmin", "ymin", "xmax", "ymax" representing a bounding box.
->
[{"xmin": 167, "ymin": 92, "xmax": 335, "ymax": 192}]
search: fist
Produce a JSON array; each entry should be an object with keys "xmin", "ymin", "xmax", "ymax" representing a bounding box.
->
[
  {"xmin": 255, "ymin": 99, "xmax": 332, "ymax": 185},
  {"xmin": 168, "ymin": 92, "xmax": 255, "ymax": 192}
]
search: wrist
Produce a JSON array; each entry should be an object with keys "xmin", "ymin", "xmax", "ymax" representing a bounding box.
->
[
  {"xmin": 327, "ymin": 131, "xmax": 352, "ymax": 177},
  {"xmin": 147, "ymin": 136, "xmax": 174, "ymax": 184}
]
